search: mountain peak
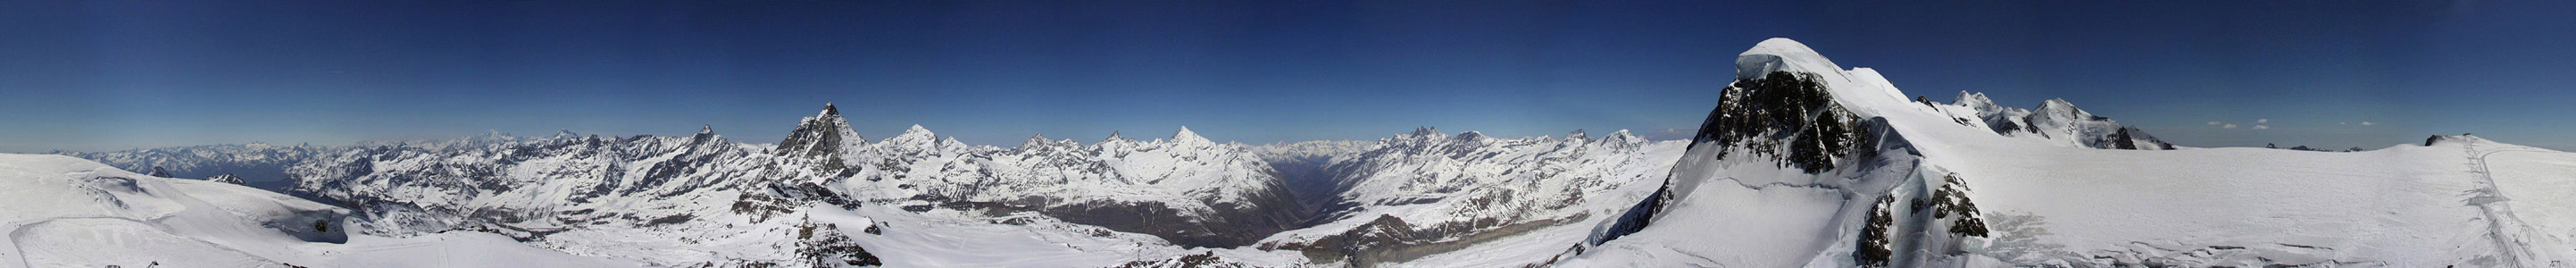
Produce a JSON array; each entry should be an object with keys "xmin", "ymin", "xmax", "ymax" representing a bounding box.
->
[
  {"xmin": 1172, "ymin": 127, "xmax": 1212, "ymax": 145},
  {"xmin": 1022, "ymin": 133, "xmax": 1055, "ymax": 148},
  {"xmin": 1955, "ymin": 91, "xmax": 2002, "ymax": 113},
  {"xmin": 1410, "ymin": 126, "xmax": 1443, "ymax": 137},
  {"xmin": 1568, "ymin": 130, "xmax": 1590, "ymax": 140},
  {"xmin": 699, "ymin": 125, "xmax": 714, "ymax": 135},
  {"xmin": 2035, "ymin": 98, "xmax": 2090, "ymax": 117},
  {"xmin": 891, "ymin": 125, "xmax": 938, "ymax": 143},
  {"xmin": 1737, "ymin": 38, "xmax": 1841, "ymax": 81},
  {"xmin": 1104, "ymin": 131, "xmax": 1130, "ymax": 143},
  {"xmin": 777, "ymin": 103, "xmax": 864, "ymax": 159}
]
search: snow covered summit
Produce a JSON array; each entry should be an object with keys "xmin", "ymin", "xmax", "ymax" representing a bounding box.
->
[{"xmin": 1570, "ymin": 38, "xmax": 2576, "ymax": 267}]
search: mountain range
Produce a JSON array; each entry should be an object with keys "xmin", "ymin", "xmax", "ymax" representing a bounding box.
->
[{"xmin": 8, "ymin": 38, "xmax": 2571, "ymax": 267}]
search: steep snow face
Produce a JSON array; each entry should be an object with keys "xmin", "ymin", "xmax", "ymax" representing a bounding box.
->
[
  {"xmin": 1246, "ymin": 129, "xmax": 1688, "ymax": 267},
  {"xmin": 0, "ymin": 154, "xmax": 633, "ymax": 268},
  {"xmin": 1572, "ymin": 38, "xmax": 2576, "ymax": 268}
]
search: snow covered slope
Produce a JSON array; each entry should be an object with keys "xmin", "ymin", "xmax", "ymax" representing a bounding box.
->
[
  {"xmin": 1571, "ymin": 38, "xmax": 2576, "ymax": 267},
  {"xmin": 0, "ymin": 154, "xmax": 634, "ymax": 268},
  {"xmin": 1247, "ymin": 128, "xmax": 1686, "ymax": 267}
]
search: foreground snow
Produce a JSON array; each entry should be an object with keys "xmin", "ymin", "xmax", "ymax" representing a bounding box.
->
[
  {"xmin": 1567, "ymin": 38, "xmax": 2576, "ymax": 267},
  {"xmin": 0, "ymin": 154, "xmax": 636, "ymax": 268}
]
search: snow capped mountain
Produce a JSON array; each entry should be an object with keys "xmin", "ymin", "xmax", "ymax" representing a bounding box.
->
[
  {"xmin": 27, "ymin": 37, "xmax": 2567, "ymax": 268},
  {"xmin": 54, "ymin": 142, "xmax": 331, "ymax": 190},
  {"xmin": 838, "ymin": 123, "xmax": 1309, "ymax": 248},
  {"xmin": 1938, "ymin": 92, "xmax": 2174, "ymax": 150},
  {"xmin": 239, "ymin": 104, "xmax": 1319, "ymax": 266},
  {"xmin": 1248, "ymin": 127, "xmax": 1686, "ymax": 267},
  {"xmin": 1571, "ymin": 38, "xmax": 2576, "ymax": 267}
]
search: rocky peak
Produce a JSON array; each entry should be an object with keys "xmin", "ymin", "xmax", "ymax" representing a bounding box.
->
[
  {"xmin": 1408, "ymin": 126, "xmax": 1443, "ymax": 138},
  {"xmin": 777, "ymin": 103, "xmax": 865, "ymax": 159},
  {"xmin": 1454, "ymin": 131, "xmax": 1487, "ymax": 141},
  {"xmin": 205, "ymin": 173, "xmax": 246, "ymax": 185},
  {"xmin": 1599, "ymin": 130, "xmax": 1638, "ymax": 143},
  {"xmin": 1566, "ymin": 130, "xmax": 1590, "ymax": 141},
  {"xmin": 1021, "ymin": 133, "xmax": 1055, "ymax": 148}
]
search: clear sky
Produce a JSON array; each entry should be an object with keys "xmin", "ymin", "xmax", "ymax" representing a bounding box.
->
[{"xmin": 4, "ymin": 1, "xmax": 2572, "ymax": 152}]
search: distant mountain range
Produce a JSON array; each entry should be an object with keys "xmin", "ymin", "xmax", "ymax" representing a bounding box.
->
[{"xmin": 12, "ymin": 38, "xmax": 2571, "ymax": 268}]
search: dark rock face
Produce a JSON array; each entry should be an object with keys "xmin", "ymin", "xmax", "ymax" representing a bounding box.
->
[
  {"xmin": 1857, "ymin": 196, "xmax": 1897, "ymax": 268},
  {"xmin": 206, "ymin": 173, "xmax": 247, "ymax": 185},
  {"xmin": 775, "ymin": 104, "xmax": 862, "ymax": 178},
  {"xmin": 1601, "ymin": 71, "xmax": 1875, "ymax": 249},
  {"xmin": 2105, "ymin": 127, "xmax": 2175, "ymax": 150},
  {"xmin": 1928, "ymin": 173, "xmax": 1988, "ymax": 238},
  {"xmin": 1691, "ymin": 71, "xmax": 1868, "ymax": 173},
  {"xmin": 1858, "ymin": 172, "xmax": 1990, "ymax": 267},
  {"xmin": 796, "ymin": 219, "xmax": 880, "ymax": 267}
]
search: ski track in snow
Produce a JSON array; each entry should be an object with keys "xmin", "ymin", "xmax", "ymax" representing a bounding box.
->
[{"xmin": 2466, "ymin": 138, "xmax": 2560, "ymax": 268}]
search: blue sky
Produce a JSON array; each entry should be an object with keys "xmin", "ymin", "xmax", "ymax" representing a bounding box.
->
[{"xmin": 4, "ymin": 1, "xmax": 2572, "ymax": 152}]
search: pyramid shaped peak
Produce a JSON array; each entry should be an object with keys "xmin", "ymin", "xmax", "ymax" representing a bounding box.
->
[
  {"xmin": 699, "ymin": 125, "xmax": 715, "ymax": 134},
  {"xmin": 1171, "ymin": 127, "xmax": 1212, "ymax": 144},
  {"xmin": 821, "ymin": 103, "xmax": 839, "ymax": 116},
  {"xmin": 1021, "ymin": 133, "xmax": 1057, "ymax": 147},
  {"xmin": 1103, "ymin": 131, "xmax": 1130, "ymax": 143},
  {"xmin": 893, "ymin": 124, "xmax": 938, "ymax": 140}
]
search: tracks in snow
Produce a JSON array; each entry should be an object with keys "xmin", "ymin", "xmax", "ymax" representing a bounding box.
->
[{"xmin": 2464, "ymin": 140, "xmax": 2557, "ymax": 267}]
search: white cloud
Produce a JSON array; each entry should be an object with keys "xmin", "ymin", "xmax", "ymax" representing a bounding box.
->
[
  {"xmin": 2361, "ymin": 121, "xmax": 2375, "ymax": 126},
  {"xmin": 2340, "ymin": 122, "xmax": 2348, "ymax": 125},
  {"xmin": 2257, "ymin": 119, "xmax": 2269, "ymax": 123},
  {"xmin": 2208, "ymin": 121, "xmax": 2222, "ymax": 125},
  {"xmin": 2224, "ymin": 124, "xmax": 2238, "ymax": 129},
  {"xmin": 2252, "ymin": 125, "xmax": 2270, "ymax": 130}
]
